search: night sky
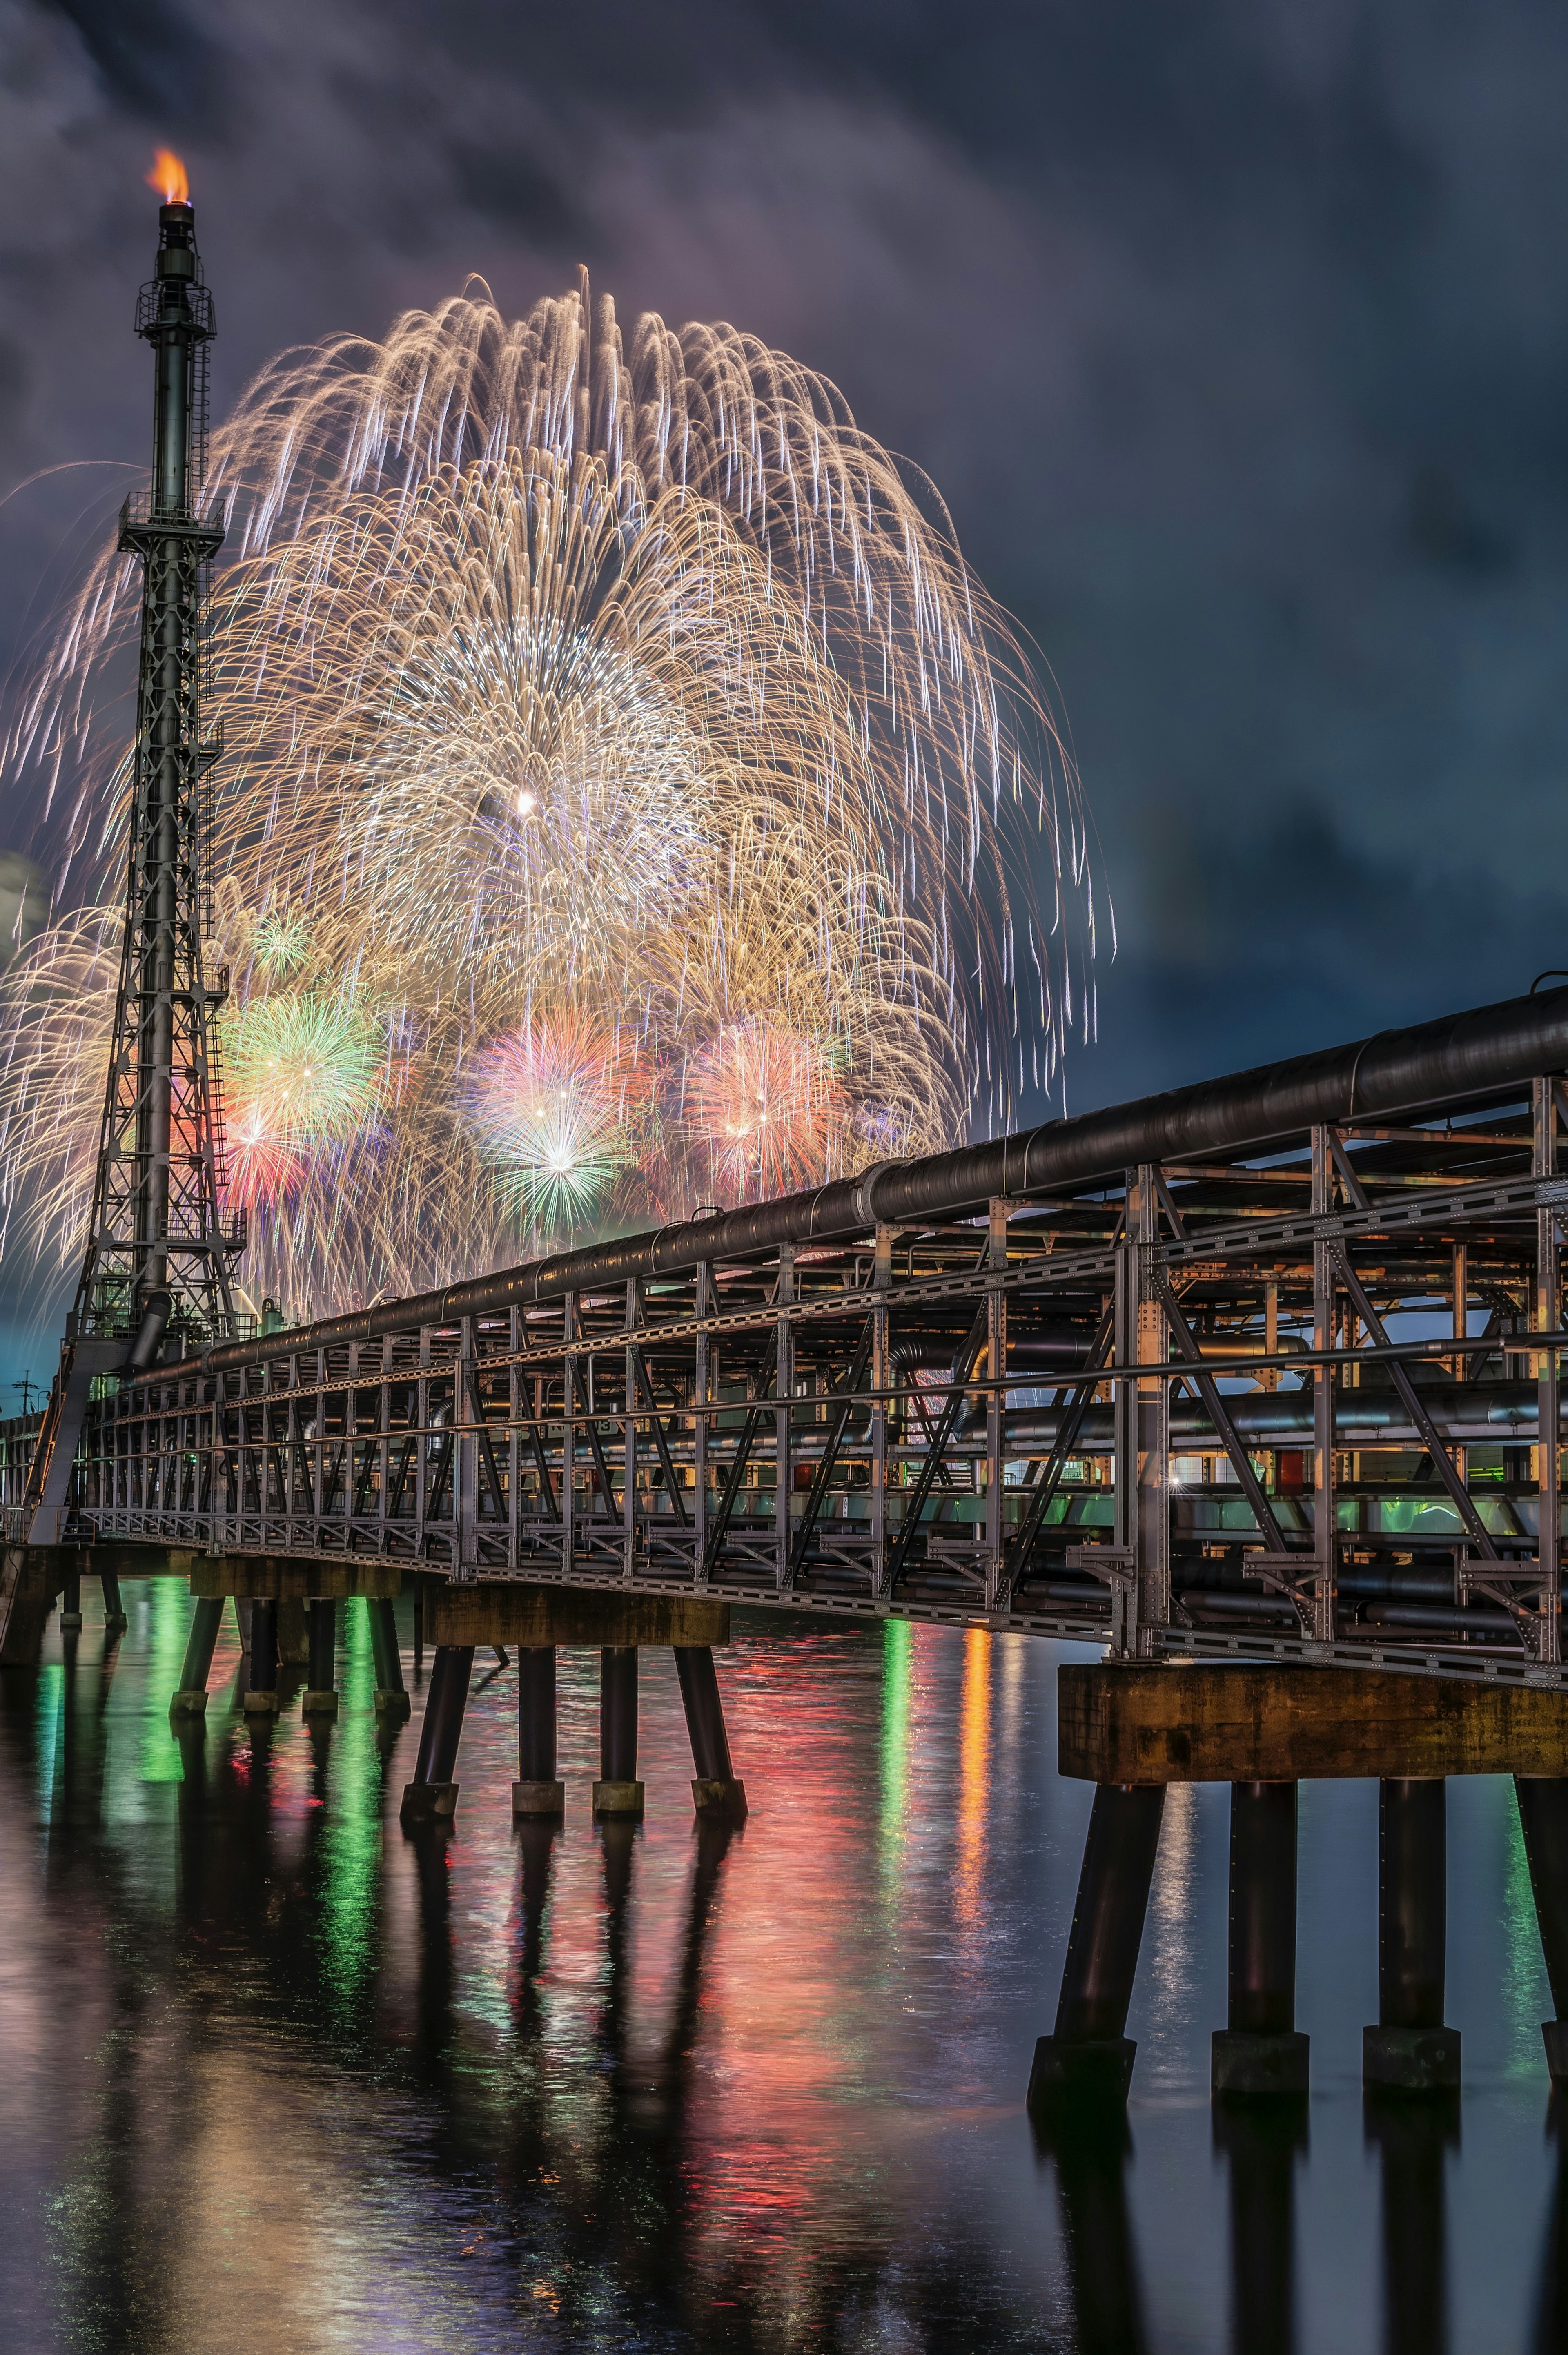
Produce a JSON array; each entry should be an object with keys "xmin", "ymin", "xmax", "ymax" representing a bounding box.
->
[{"xmin": 1, "ymin": 0, "xmax": 1564, "ymax": 1117}]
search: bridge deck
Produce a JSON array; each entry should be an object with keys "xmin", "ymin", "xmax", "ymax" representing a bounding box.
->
[{"xmin": 9, "ymin": 998, "xmax": 1568, "ymax": 1689}]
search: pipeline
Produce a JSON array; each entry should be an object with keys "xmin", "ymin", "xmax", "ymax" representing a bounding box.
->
[{"xmin": 154, "ymin": 980, "xmax": 1568, "ymax": 1386}]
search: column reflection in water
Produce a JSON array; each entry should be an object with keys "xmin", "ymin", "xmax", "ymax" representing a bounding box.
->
[
  {"xmin": 1038, "ymin": 2108, "xmax": 1150, "ymax": 2355},
  {"xmin": 1365, "ymin": 2090, "xmax": 1458, "ymax": 2355},
  {"xmin": 1533, "ymin": 2099, "xmax": 1568, "ymax": 2353},
  {"xmin": 1214, "ymin": 2098, "xmax": 1306, "ymax": 2355}
]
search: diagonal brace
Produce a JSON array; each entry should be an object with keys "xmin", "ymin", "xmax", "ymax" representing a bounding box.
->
[
  {"xmin": 999, "ymin": 1303, "xmax": 1114, "ymax": 1604},
  {"xmin": 788, "ymin": 1314, "xmax": 874, "ymax": 1579},
  {"xmin": 884, "ymin": 1303, "xmax": 989, "ymax": 1593},
  {"xmin": 630, "ymin": 1346, "xmax": 689, "ymax": 1528},
  {"xmin": 1333, "ymin": 1249, "xmax": 1498, "ymax": 1562}
]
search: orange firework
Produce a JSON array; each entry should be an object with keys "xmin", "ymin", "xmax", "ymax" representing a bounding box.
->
[{"xmin": 684, "ymin": 1019, "xmax": 847, "ymax": 1200}]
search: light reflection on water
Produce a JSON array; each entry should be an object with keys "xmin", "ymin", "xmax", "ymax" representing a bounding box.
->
[{"xmin": 0, "ymin": 1580, "xmax": 1562, "ymax": 2351}]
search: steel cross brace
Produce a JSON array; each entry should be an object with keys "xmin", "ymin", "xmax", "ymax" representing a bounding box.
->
[
  {"xmin": 996, "ymin": 1303, "xmax": 1114, "ymax": 1611},
  {"xmin": 785, "ymin": 1314, "xmax": 874, "ymax": 1587},
  {"xmin": 882, "ymin": 1303, "xmax": 990, "ymax": 1597}
]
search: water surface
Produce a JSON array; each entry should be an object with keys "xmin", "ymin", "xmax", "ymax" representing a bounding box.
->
[{"xmin": 0, "ymin": 1580, "xmax": 1561, "ymax": 2352}]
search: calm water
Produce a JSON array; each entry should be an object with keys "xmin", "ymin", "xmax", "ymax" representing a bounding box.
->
[{"xmin": 0, "ymin": 1582, "xmax": 1562, "ymax": 2354}]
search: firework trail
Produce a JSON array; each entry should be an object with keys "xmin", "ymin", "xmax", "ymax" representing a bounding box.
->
[{"xmin": 0, "ymin": 276, "xmax": 1103, "ymax": 1319}]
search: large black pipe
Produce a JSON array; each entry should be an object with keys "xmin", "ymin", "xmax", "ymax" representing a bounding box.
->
[{"xmin": 153, "ymin": 984, "xmax": 1568, "ymax": 1386}]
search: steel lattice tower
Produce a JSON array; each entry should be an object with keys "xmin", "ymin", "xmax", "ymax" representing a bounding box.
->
[
  {"xmin": 22, "ymin": 182, "xmax": 240, "ymax": 1539},
  {"xmin": 72, "ymin": 187, "xmax": 240, "ymax": 1361}
]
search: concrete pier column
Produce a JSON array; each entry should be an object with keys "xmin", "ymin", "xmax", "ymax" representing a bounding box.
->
[
  {"xmin": 675, "ymin": 1644, "xmax": 747, "ymax": 1818},
  {"xmin": 1027, "ymin": 1781, "xmax": 1166, "ymax": 2111},
  {"xmin": 303, "ymin": 1598, "xmax": 338, "ymax": 1717},
  {"xmin": 1214, "ymin": 1780, "xmax": 1309, "ymax": 2095},
  {"xmin": 369, "ymin": 1596, "xmax": 410, "ymax": 1719},
  {"xmin": 99, "ymin": 1564, "xmax": 127, "ymax": 1631},
  {"xmin": 243, "ymin": 1599, "xmax": 281, "ymax": 1714},
  {"xmin": 277, "ymin": 1595, "xmax": 310, "ymax": 1668},
  {"xmin": 171, "ymin": 1595, "xmax": 224, "ymax": 1714},
  {"xmin": 513, "ymin": 1645, "xmax": 564, "ymax": 1818},
  {"xmin": 60, "ymin": 1570, "xmax": 82, "ymax": 1633},
  {"xmin": 1515, "ymin": 1775, "xmax": 1568, "ymax": 2083},
  {"xmin": 401, "ymin": 1644, "xmax": 474, "ymax": 1821},
  {"xmin": 594, "ymin": 1644, "xmax": 644, "ymax": 1818},
  {"xmin": 1364, "ymin": 1778, "xmax": 1459, "ymax": 2090}
]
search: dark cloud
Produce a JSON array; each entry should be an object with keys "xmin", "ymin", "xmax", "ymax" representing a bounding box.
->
[
  {"xmin": 0, "ymin": 0, "xmax": 1564, "ymax": 1147},
  {"xmin": 45, "ymin": 0, "xmax": 231, "ymax": 126}
]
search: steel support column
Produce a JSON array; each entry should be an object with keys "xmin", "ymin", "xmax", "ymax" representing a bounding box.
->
[
  {"xmin": 1537, "ymin": 1079, "xmax": 1561, "ymax": 1663},
  {"xmin": 303, "ymin": 1597, "xmax": 336, "ymax": 1715},
  {"xmin": 675, "ymin": 1642, "xmax": 747, "ymax": 1817},
  {"xmin": 244, "ymin": 1597, "xmax": 279, "ymax": 1715},
  {"xmin": 775, "ymin": 1244, "xmax": 795, "ymax": 1588},
  {"xmin": 1213, "ymin": 1780, "xmax": 1308, "ymax": 2094},
  {"xmin": 402, "ymin": 1643, "xmax": 474, "ymax": 1820},
  {"xmin": 1133, "ymin": 1167, "xmax": 1169, "ymax": 1655},
  {"xmin": 512, "ymin": 1644, "xmax": 564, "ymax": 1818},
  {"xmin": 1028, "ymin": 1780, "xmax": 1166, "ymax": 2109},
  {"xmin": 172, "ymin": 1593, "xmax": 223, "ymax": 1713},
  {"xmin": 1365, "ymin": 1778, "xmax": 1459, "ymax": 2090},
  {"xmin": 595, "ymin": 1644, "xmax": 643, "ymax": 1817},
  {"xmin": 1311, "ymin": 1127, "xmax": 1338, "ymax": 1642}
]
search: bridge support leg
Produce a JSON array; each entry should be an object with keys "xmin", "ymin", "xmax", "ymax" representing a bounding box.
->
[
  {"xmin": 303, "ymin": 1599, "xmax": 338, "ymax": 1717},
  {"xmin": 1364, "ymin": 1778, "xmax": 1459, "ymax": 2090},
  {"xmin": 369, "ymin": 1597, "xmax": 410, "ymax": 1720},
  {"xmin": 401, "ymin": 1644, "xmax": 474, "ymax": 1822},
  {"xmin": 60, "ymin": 1570, "xmax": 81, "ymax": 1633},
  {"xmin": 594, "ymin": 1645, "xmax": 644, "ymax": 1818},
  {"xmin": 278, "ymin": 1596, "xmax": 309, "ymax": 1668},
  {"xmin": 1027, "ymin": 1781, "xmax": 1165, "ymax": 2112},
  {"xmin": 244, "ymin": 1600, "xmax": 281, "ymax": 1714},
  {"xmin": 513, "ymin": 1645, "xmax": 564, "ymax": 1817},
  {"xmin": 99, "ymin": 1564, "xmax": 126, "ymax": 1631},
  {"xmin": 675, "ymin": 1644, "xmax": 747, "ymax": 1818},
  {"xmin": 1213, "ymin": 1780, "xmax": 1308, "ymax": 2095},
  {"xmin": 1515, "ymin": 1775, "xmax": 1568, "ymax": 2084},
  {"xmin": 171, "ymin": 1595, "xmax": 224, "ymax": 1715}
]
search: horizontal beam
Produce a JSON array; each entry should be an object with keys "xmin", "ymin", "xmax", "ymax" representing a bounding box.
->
[
  {"xmin": 189, "ymin": 1554, "xmax": 402, "ymax": 1601},
  {"xmin": 1058, "ymin": 1662, "xmax": 1568, "ymax": 1781},
  {"xmin": 423, "ymin": 1580, "xmax": 729, "ymax": 1649}
]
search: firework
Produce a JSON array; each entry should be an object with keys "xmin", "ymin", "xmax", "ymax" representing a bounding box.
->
[
  {"xmin": 0, "ymin": 277, "xmax": 1103, "ymax": 1320},
  {"xmin": 684, "ymin": 1018, "xmax": 847, "ymax": 1199},
  {"xmin": 467, "ymin": 1013, "xmax": 645, "ymax": 1235},
  {"xmin": 222, "ymin": 989, "xmax": 384, "ymax": 1154}
]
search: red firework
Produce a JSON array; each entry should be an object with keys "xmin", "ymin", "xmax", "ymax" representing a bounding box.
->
[{"xmin": 684, "ymin": 1019, "xmax": 846, "ymax": 1199}]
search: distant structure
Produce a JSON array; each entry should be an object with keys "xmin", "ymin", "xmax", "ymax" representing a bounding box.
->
[{"xmin": 24, "ymin": 163, "xmax": 238, "ymax": 1538}]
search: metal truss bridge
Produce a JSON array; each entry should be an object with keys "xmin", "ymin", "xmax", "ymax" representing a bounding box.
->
[{"xmin": 10, "ymin": 985, "xmax": 1568, "ymax": 1691}]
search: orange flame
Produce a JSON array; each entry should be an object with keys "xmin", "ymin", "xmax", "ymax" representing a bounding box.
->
[{"xmin": 146, "ymin": 149, "xmax": 189, "ymax": 206}]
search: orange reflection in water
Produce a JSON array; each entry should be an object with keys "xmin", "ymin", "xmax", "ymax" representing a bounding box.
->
[{"xmin": 954, "ymin": 1626, "xmax": 991, "ymax": 1932}]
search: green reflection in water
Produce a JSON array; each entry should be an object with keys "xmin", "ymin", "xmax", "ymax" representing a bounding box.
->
[
  {"xmin": 35, "ymin": 1662, "xmax": 63, "ymax": 1827},
  {"xmin": 880, "ymin": 1618, "xmax": 912, "ymax": 1875},
  {"xmin": 1500, "ymin": 1779, "xmax": 1547, "ymax": 2073},
  {"xmin": 140, "ymin": 1577, "xmax": 190, "ymax": 1784},
  {"xmin": 319, "ymin": 1597, "xmax": 380, "ymax": 2016}
]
